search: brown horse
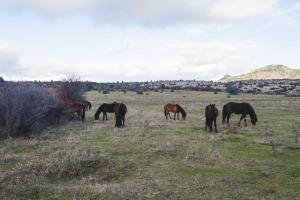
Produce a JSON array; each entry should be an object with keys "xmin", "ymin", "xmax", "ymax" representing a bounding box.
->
[
  {"xmin": 164, "ymin": 104, "xmax": 186, "ymax": 120},
  {"xmin": 48, "ymin": 87, "xmax": 86, "ymax": 121},
  {"xmin": 63, "ymin": 100, "xmax": 86, "ymax": 121}
]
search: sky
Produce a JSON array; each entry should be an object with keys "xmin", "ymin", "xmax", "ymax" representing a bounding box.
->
[{"xmin": 0, "ymin": 0, "xmax": 300, "ymax": 82}]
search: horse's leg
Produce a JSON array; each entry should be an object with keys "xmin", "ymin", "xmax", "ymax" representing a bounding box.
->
[
  {"xmin": 178, "ymin": 112, "xmax": 180, "ymax": 120},
  {"xmin": 205, "ymin": 118, "xmax": 208, "ymax": 131},
  {"xmin": 103, "ymin": 112, "xmax": 105, "ymax": 121},
  {"xmin": 227, "ymin": 114, "xmax": 231, "ymax": 126},
  {"xmin": 77, "ymin": 111, "xmax": 82, "ymax": 121},
  {"xmin": 214, "ymin": 119, "xmax": 218, "ymax": 133},
  {"xmin": 244, "ymin": 115, "xmax": 247, "ymax": 126},
  {"xmin": 209, "ymin": 120, "xmax": 213, "ymax": 132},
  {"xmin": 239, "ymin": 114, "xmax": 246, "ymax": 126},
  {"xmin": 121, "ymin": 114, "xmax": 125, "ymax": 126},
  {"xmin": 173, "ymin": 113, "xmax": 176, "ymax": 120}
]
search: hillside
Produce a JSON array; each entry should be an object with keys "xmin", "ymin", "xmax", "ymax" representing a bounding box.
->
[{"xmin": 220, "ymin": 65, "xmax": 300, "ymax": 82}]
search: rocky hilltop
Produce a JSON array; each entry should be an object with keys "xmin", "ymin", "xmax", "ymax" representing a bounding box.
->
[{"xmin": 220, "ymin": 65, "xmax": 300, "ymax": 82}]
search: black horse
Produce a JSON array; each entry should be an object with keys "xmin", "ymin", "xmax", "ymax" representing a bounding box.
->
[
  {"xmin": 94, "ymin": 102, "xmax": 116, "ymax": 120},
  {"xmin": 94, "ymin": 102, "xmax": 127, "ymax": 128},
  {"xmin": 114, "ymin": 103, "xmax": 127, "ymax": 128},
  {"xmin": 222, "ymin": 102, "xmax": 257, "ymax": 126},
  {"xmin": 205, "ymin": 104, "xmax": 218, "ymax": 133}
]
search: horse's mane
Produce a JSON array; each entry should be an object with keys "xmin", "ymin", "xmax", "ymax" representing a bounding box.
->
[{"xmin": 176, "ymin": 104, "xmax": 186, "ymax": 118}]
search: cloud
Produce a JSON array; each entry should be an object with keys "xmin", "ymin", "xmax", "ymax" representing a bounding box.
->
[
  {"xmin": 0, "ymin": 0, "xmax": 282, "ymax": 25},
  {"xmin": 0, "ymin": 42, "xmax": 24, "ymax": 76},
  {"xmin": 12, "ymin": 39, "xmax": 255, "ymax": 81},
  {"xmin": 209, "ymin": 0, "xmax": 278, "ymax": 20}
]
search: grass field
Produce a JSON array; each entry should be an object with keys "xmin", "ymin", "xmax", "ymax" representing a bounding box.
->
[{"xmin": 1, "ymin": 90, "xmax": 300, "ymax": 199}]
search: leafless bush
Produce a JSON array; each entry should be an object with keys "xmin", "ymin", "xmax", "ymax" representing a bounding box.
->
[
  {"xmin": 60, "ymin": 74, "xmax": 86, "ymax": 102},
  {"xmin": 0, "ymin": 83, "xmax": 67, "ymax": 137}
]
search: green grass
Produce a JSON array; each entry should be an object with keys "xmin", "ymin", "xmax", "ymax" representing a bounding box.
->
[{"xmin": 1, "ymin": 90, "xmax": 300, "ymax": 199}]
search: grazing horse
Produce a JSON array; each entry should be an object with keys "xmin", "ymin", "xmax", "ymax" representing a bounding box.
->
[
  {"xmin": 114, "ymin": 103, "xmax": 127, "ymax": 128},
  {"xmin": 48, "ymin": 87, "xmax": 86, "ymax": 121},
  {"xmin": 205, "ymin": 104, "xmax": 218, "ymax": 133},
  {"xmin": 164, "ymin": 104, "xmax": 186, "ymax": 120},
  {"xmin": 63, "ymin": 100, "xmax": 86, "ymax": 121},
  {"xmin": 222, "ymin": 102, "xmax": 257, "ymax": 126},
  {"xmin": 94, "ymin": 102, "xmax": 116, "ymax": 120}
]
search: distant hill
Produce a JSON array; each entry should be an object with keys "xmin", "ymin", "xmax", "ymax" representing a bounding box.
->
[{"xmin": 220, "ymin": 65, "xmax": 300, "ymax": 82}]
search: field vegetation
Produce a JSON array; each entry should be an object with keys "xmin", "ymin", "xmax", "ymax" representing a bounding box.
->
[{"xmin": 1, "ymin": 90, "xmax": 299, "ymax": 199}]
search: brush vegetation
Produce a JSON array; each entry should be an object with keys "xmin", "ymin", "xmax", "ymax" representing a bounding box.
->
[{"xmin": 0, "ymin": 90, "xmax": 300, "ymax": 199}]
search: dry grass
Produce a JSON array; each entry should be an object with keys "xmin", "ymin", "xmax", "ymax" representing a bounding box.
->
[{"xmin": 0, "ymin": 90, "xmax": 300, "ymax": 199}]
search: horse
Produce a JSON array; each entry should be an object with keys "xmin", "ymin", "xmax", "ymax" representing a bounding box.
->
[
  {"xmin": 205, "ymin": 104, "xmax": 218, "ymax": 133},
  {"xmin": 48, "ymin": 87, "xmax": 86, "ymax": 121},
  {"xmin": 63, "ymin": 100, "xmax": 86, "ymax": 121},
  {"xmin": 164, "ymin": 103, "xmax": 186, "ymax": 120},
  {"xmin": 94, "ymin": 102, "xmax": 116, "ymax": 120},
  {"xmin": 222, "ymin": 102, "xmax": 257, "ymax": 126},
  {"xmin": 114, "ymin": 103, "xmax": 127, "ymax": 128}
]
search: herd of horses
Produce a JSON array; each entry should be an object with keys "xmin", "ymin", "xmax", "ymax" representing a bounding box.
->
[
  {"xmin": 163, "ymin": 102, "xmax": 257, "ymax": 132},
  {"xmin": 48, "ymin": 88, "xmax": 258, "ymax": 131}
]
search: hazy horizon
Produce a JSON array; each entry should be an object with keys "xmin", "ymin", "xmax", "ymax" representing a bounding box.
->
[{"xmin": 1, "ymin": 0, "xmax": 300, "ymax": 82}]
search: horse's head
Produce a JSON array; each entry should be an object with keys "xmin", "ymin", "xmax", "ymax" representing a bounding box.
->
[
  {"xmin": 250, "ymin": 110, "xmax": 257, "ymax": 125},
  {"xmin": 179, "ymin": 106, "xmax": 187, "ymax": 120},
  {"xmin": 208, "ymin": 104, "xmax": 218, "ymax": 118},
  {"xmin": 182, "ymin": 112, "xmax": 186, "ymax": 120},
  {"xmin": 251, "ymin": 115, "xmax": 257, "ymax": 125}
]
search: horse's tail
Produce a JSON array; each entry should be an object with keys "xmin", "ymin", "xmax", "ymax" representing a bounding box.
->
[
  {"xmin": 88, "ymin": 101, "xmax": 92, "ymax": 110},
  {"xmin": 164, "ymin": 106, "xmax": 167, "ymax": 117},
  {"xmin": 222, "ymin": 105, "xmax": 227, "ymax": 124},
  {"xmin": 82, "ymin": 104, "xmax": 86, "ymax": 121}
]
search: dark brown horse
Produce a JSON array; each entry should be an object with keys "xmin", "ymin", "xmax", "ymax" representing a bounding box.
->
[
  {"xmin": 95, "ymin": 102, "xmax": 127, "ymax": 127},
  {"xmin": 164, "ymin": 104, "xmax": 186, "ymax": 120},
  {"xmin": 94, "ymin": 102, "xmax": 116, "ymax": 120},
  {"xmin": 114, "ymin": 103, "xmax": 127, "ymax": 128},
  {"xmin": 222, "ymin": 102, "xmax": 257, "ymax": 126},
  {"xmin": 205, "ymin": 104, "xmax": 218, "ymax": 133}
]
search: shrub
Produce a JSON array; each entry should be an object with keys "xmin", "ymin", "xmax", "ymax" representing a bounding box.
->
[
  {"xmin": 60, "ymin": 75, "xmax": 87, "ymax": 102},
  {"xmin": 0, "ymin": 83, "xmax": 67, "ymax": 137}
]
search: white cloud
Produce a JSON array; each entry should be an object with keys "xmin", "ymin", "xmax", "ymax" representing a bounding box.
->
[
  {"xmin": 0, "ymin": 41, "xmax": 24, "ymax": 76},
  {"xmin": 0, "ymin": 0, "xmax": 282, "ymax": 25},
  {"xmin": 9, "ymin": 39, "xmax": 256, "ymax": 81},
  {"xmin": 210, "ymin": 0, "xmax": 279, "ymax": 20}
]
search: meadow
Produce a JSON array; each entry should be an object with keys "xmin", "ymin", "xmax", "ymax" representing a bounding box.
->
[{"xmin": 1, "ymin": 90, "xmax": 300, "ymax": 199}]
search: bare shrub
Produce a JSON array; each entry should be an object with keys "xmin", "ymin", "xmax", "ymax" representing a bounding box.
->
[
  {"xmin": 0, "ymin": 83, "xmax": 66, "ymax": 137},
  {"xmin": 60, "ymin": 74, "xmax": 87, "ymax": 102}
]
